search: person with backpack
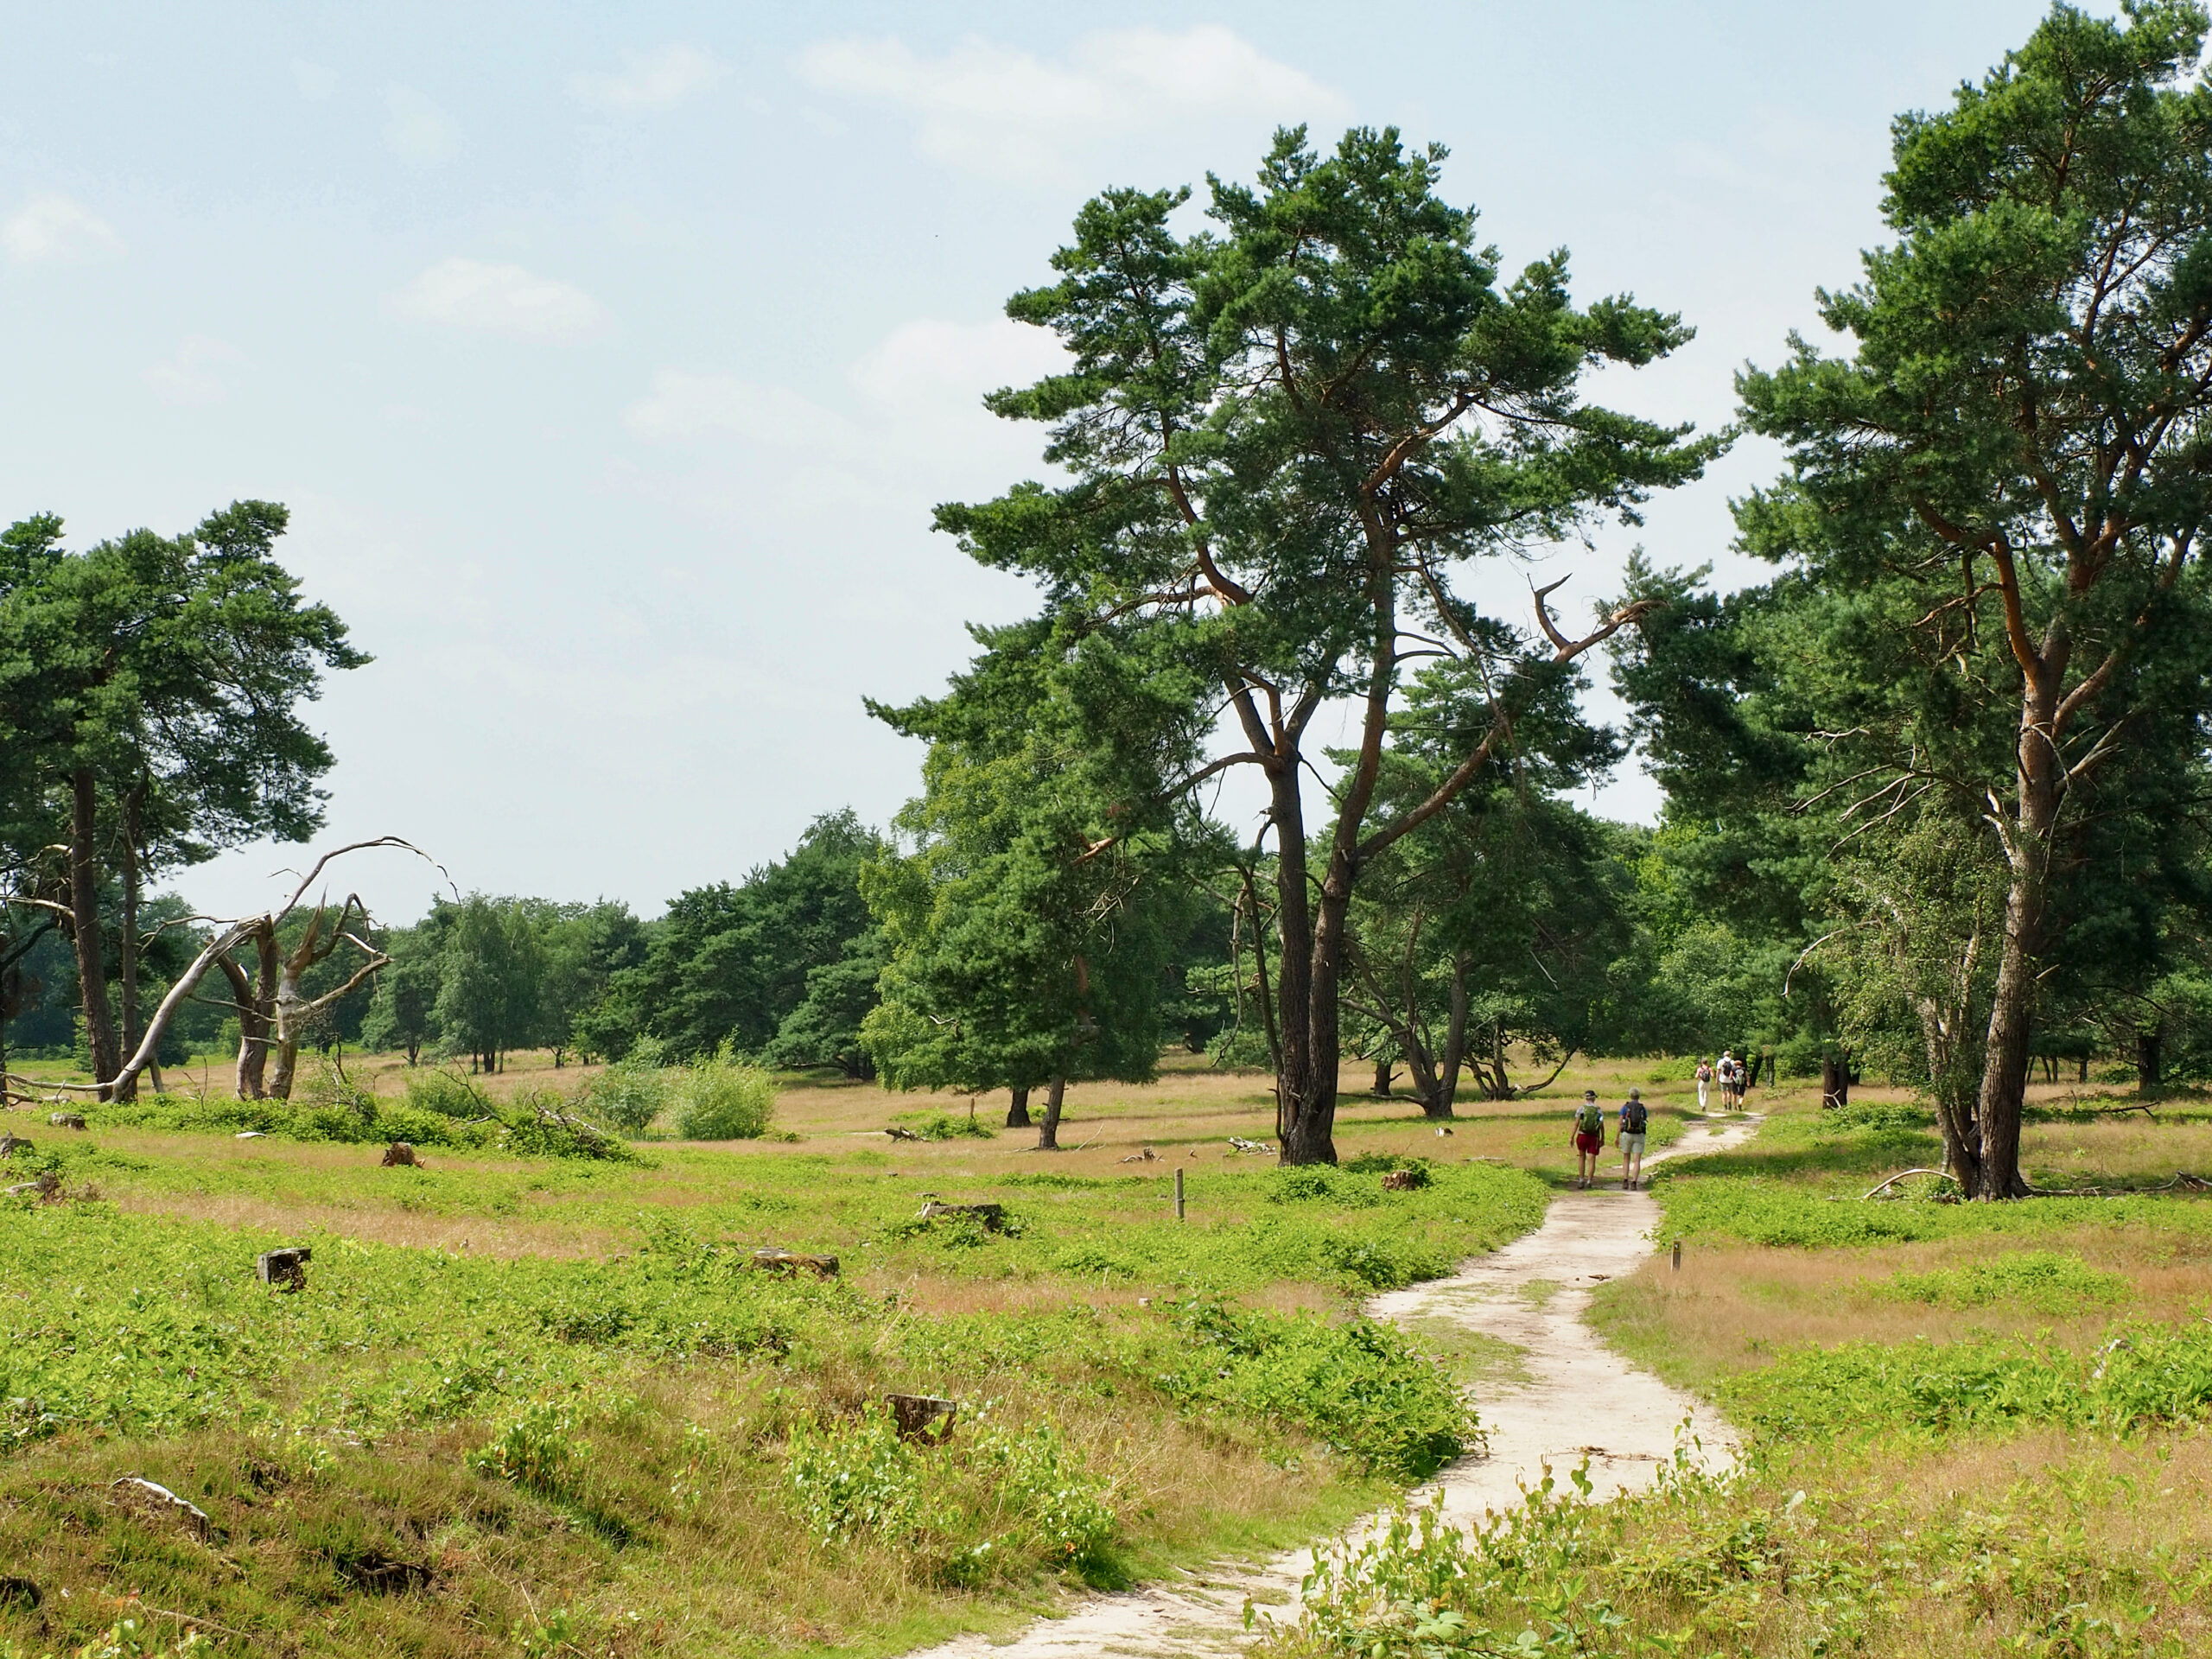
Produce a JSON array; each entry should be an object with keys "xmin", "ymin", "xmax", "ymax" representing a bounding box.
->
[
  {"xmin": 1571, "ymin": 1090, "xmax": 1605, "ymax": 1189},
  {"xmin": 1618, "ymin": 1088, "xmax": 1649, "ymax": 1189},
  {"xmin": 1716, "ymin": 1051, "xmax": 1737, "ymax": 1110},
  {"xmin": 1694, "ymin": 1058, "xmax": 1713, "ymax": 1114}
]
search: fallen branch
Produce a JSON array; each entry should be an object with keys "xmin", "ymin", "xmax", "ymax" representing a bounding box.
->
[{"xmin": 1862, "ymin": 1167, "xmax": 1961, "ymax": 1199}]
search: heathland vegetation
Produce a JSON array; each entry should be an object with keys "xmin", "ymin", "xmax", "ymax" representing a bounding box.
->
[{"xmin": 11, "ymin": 3, "xmax": 2212, "ymax": 1656}]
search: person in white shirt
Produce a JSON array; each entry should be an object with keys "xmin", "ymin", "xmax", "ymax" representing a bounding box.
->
[{"xmin": 1695, "ymin": 1058, "xmax": 1713, "ymax": 1114}]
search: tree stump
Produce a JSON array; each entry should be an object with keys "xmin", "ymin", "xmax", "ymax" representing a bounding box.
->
[
  {"xmin": 380, "ymin": 1141, "xmax": 418, "ymax": 1167},
  {"xmin": 885, "ymin": 1394, "xmax": 958, "ymax": 1444},
  {"xmin": 257, "ymin": 1247, "xmax": 312, "ymax": 1292},
  {"xmin": 0, "ymin": 1132, "xmax": 30, "ymax": 1158},
  {"xmin": 748, "ymin": 1249, "xmax": 840, "ymax": 1277},
  {"xmin": 47, "ymin": 1112, "xmax": 86, "ymax": 1130},
  {"xmin": 916, "ymin": 1201, "xmax": 1007, "ymax": 1232},
  {"xmin": 1381, "ymin": 1169, "xmax": 1423, "ymax": 1192}
]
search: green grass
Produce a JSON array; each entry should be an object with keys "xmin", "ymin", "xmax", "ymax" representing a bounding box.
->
[{"xmin": 0, "ymin": 1109, "xmax": 1548, "ymax": 1656}]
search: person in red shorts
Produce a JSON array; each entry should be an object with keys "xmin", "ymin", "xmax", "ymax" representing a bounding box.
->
[{"xmin": 1571, "ymin": 1089, "xmax": 1605, "ymax": 1189}]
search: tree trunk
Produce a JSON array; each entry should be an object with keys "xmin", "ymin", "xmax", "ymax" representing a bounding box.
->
[
  {"xmin": 117, "ymin": 794, "xmax": 143, "ymax": 1103},
  {"xmin": 1269, "ymin": 760, "xmax": 1328, "ymax": 1158},
  {"xmin": 1371, "ymin": 1058, "xmax": 1393, "ymax": 1096},
  {"xmin": 1972, "ymin": 748, "xmax": 2057, "ymax": 1198},
  {"xmin": 67, "ymin": 768, "xmax": 121, "ymax": 1095},
  {"xmin": 1005, "ymin": 1084, "xmax": 1033, "ymax": 1128},
  {"xmin": 1426, "ymin": 955, "xmax": 1471, "ymax": 1120},
  {"xmin": 1820, "ymin": 1052, "xmax": 1850, "ymax": 1111},
  {"xmin": 2138, "ymin": 1027, "xmax": 2163, "ymax": 1096},
  {"xmin": 225, "ymin": 927, "xmax": 277, "ymax": 1100},
  {"xmin": 1035, "ymin": 1074, "xmax": 1065, "ymax": 1150}
]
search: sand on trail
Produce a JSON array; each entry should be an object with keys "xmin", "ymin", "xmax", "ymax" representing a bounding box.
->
[{"xmin": 901, "ymin": 1114, "xmax": 1762, "ymax": 1658}]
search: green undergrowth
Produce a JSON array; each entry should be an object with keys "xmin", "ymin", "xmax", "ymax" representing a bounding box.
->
[
  {"xmin": 1262, "ymin": 1433, "xmax": 2212, "ymax": 1657},
  {"xmin": 1648, "ymin": 1101, "xmax": 2212, "ymax": 1248},
  {"xmin": 0, "ymin": 1184, "xmax": 1490, "ymax": 1655},
  {"xmin": 1725, "ymin": 1319, "xmax": 2212, "ymax": 1442},
  {"xmin": 1264, "ymin": 1102, "xmax": 2212, "ymax": 1656},
  {"xmin": 6, "ymin": 1129, "xmax": 1548, "ymax": 1300},
  {"xmin": 60, "ymin": 1072, "xmax": 640, "ymax": 1162}
]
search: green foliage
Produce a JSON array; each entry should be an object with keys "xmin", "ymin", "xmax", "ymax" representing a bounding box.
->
[
  {"xmin": 893, "ymin": 1109, "xmax": 996, "ymax": 1142},
  {"xmin": 1725, "ymin": 1320, "xmax": 2212, "ymax": 1441},
  {"xmin": 671, "ymin": 1046, "xmax": 776, "ymax": 1141},
  {"xmin": 577, "ymin": 1039, "xmax": 671, "ymax": 1133},
  {"xmin": 467, "ymin": 1395, "xmax": 593, "ymax": 1494},
  {"xmin": 589, "ymin": 810, "xmax": 885, "ymax": 1063},
  {"xmin": 400, "ymin": 1066, "xmax": 492, "ymax": 1120},
  {"xmin": 1876, "ymin": 1251, "xmax": 2129, "ymax": 1314},
  {"xmin": 785, "ymin": 1404, "xmax": 928, "ymax": 1544},
  {"xmin": 784, "ymin": 1405, "xmax": 1119, "ymax": 1583},
  {"xmin": 1158, "ymin": 1298, "xmax": 1476, "ymax": 1480}
]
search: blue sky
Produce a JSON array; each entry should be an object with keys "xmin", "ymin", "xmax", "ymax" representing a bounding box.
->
[{"xmin": 2, "ymin": 1, "xmax": 2064, "ymax": 923}]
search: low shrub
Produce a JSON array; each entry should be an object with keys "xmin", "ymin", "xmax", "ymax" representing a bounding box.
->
[
  {"xmin": 675, "ymin": 1045, "xmax": 776, "ymax": 1141},
  {"xmin": 577, "ymin": 1056, "xmax": 670, "ymax": 1134},
  {"xmin": 893, "ymin": 1109, "xmax": 995, "ymax": 1141},
  {"xmin": 782, "ymin": 1404, "xmax": 1118, "ymax": 1584},
  {"xmin": 1724, "ymin": 1318, "xmax": 2212, "ymax": 1440},
  {"xmin": 1157, "ymin": 1297, "xmax": 1478, "ymax": 1479},
  {"xmin": 1876, "ymin": 1249, "xmax": 2129, "ymax": 1313},
  {"xmin": 402, "ymin": 1068, "xmax": 493, "ymax": 1120},
  {"xmin": 500, "ymin": 1091, "xmax": 638, "ymax": 1162}
]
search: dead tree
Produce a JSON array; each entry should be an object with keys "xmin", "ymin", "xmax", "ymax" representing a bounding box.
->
[{"xmin": 104, "ymin": 838, "xmax": 443, "ymax": 1102}]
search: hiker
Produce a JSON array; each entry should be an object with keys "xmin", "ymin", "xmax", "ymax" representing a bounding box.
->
[
  {"xmin": 1694, "ymin": 1057, "xmax": 1713, "ymax": 1114},
  {"xmin": 1571, "ymin": 1089, "xmax": 1605, "ymax": 1189},
  {"xmin": 1618, "ymin": 1088, "xmax": 1649, "ymax": 1189},
  {"xmin": 1716, "ymin": 1051, "xmax": 1737, "ymax": 1111}
]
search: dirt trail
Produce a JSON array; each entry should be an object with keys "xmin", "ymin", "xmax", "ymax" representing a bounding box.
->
[{"xmin": 904, "ymin": 1114, "xmax": 1763, "ymax": 1659}]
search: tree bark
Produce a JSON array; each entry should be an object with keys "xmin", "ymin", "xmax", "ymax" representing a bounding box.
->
[
  {"xmin": 1005, "ymin": 1084, "xmax": 1033, "ymax": 1128},
  {"xmin": 1035, "ymin": 1074, "xmax": 1065, "ymax": 1150},
  {"xmin": 225, "ymin": 926, "xmax": 277, "ymax": 1099},
  {"xmin": 1426, "ymin": 956, "xmax": 1471, "ymax": 1119},
  {"xmin": 1820, "ymin": 1052, "xmax": 1850, "ymax": 1110},
  {"xmin": 67, "ymin": 769, "xmax": 121, "ymax": 1095},
  {"xmin": 2137, "ymin": 1026, "xmax": 2163, "ymax": 1096},
  {"xmin": 1971, "ymin": 720, "xmax": 2059, "ymax": 1198},
  {"xmin": 116, "ymin": 788, "xmax": 144, "ymax": 1103},
  {"xmin": 1371, "ymin": 1058, "xmax": 1393, "ymax": 1096}
]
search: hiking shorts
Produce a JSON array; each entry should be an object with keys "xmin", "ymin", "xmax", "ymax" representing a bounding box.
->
[
  {"xmin": 1619, "ymin": 1132, "xmax": 1647, "ymax": 1156},
  {"xmin": 1574, "ymin": 1131, "xmax": 1603, "ymax": 1155}
]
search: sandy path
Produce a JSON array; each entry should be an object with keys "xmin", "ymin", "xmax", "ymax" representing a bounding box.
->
[{"xmin": 903, "ymin": 1114, "xmax": 1763, "ymax": 1658}]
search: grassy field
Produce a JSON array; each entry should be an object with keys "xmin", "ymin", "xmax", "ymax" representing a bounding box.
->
[
  {"xmin": 1262, "ymin": 1084, "xmax": 2212, "ymax": 1658},
  {"xmin": 1, "ymin": 1047, "xmax": 1694, "ymax": 1658}
]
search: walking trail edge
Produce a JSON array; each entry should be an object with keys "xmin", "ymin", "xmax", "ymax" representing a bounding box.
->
[{"xmin": 903, "ymin": 1111, "xmax": 1764, "ymax": 1659}]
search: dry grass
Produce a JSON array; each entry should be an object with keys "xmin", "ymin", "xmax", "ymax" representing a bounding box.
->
[{"xmin": 1592, "ymin": 1228, "xmax": 2212, "ymax": 1397}]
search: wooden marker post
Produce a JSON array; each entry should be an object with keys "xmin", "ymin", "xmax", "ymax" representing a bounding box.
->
[
  {"xmin": 1174, "ymin": 1167, "xmax": 1185, "ymax": 1221},
  {"xmin": 1670, "ymin": 1240, "xmax": 1682, "ymax": 1272}
]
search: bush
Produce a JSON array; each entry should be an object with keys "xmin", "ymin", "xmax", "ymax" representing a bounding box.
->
[
  {"xmin": 1157, "ymin": 1297, "xmax": 1478, "ymax": 1479},
  {"xmin": 1877, "ymin": 1250, "xmax": 2128, "ymax": 1314},
  {"xmin": 675, "ymin": 1045, "xmax": 777, "ymax": 1141},
  {"xmin": 402, "ymin": 1067, "xmax": 493, "ymax": 1120},
  {"xmin": 579, "ymin": 1046, "xmax": 671, "ymax": 1133},
  {"xmin": 501, "ymin": 1090, "xmax": 639, "ymax": 1161}
]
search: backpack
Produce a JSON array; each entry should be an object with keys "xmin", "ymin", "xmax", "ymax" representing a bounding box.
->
[
  {"xmin": 1575, "ymin": 1102, "xmax": 1604, "ymax": 1136},
  {"xmin": 1622, "ymin": 1100, "xmax": 1648, "ymax": 1135}
]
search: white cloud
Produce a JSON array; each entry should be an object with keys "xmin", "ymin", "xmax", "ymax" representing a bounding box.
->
[
  {"xmin": 622, "ymin": 370, "xmax": 851, "ymax": 446},
  {"xmin": 292, "ymin": 60, "xmax": 337, "ymax": 101},
  {"xmin": 573, "ymin": 44, "xmax": 729, "ymax": 111},
  {"xmin": 798, "ymin": 25, "xmax": 1348, "ymax": 181},
  {"xmin": 3, "ymin": 194, "xmax": 124, "ymax": 264},
  {"xmin": 384, "ymin": 86, "xmax": 459, "ymax": 165},
  {"xmin": 389, "ymin": 257, "xmax": 606, "ymax": 343},
  {"xmin": 849, "ymin": 317, "xmax": 1067, "ymax": 413},
  {"xmin": 143, "ymin": 334, "xmax": 242, "ymax": 406}
]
